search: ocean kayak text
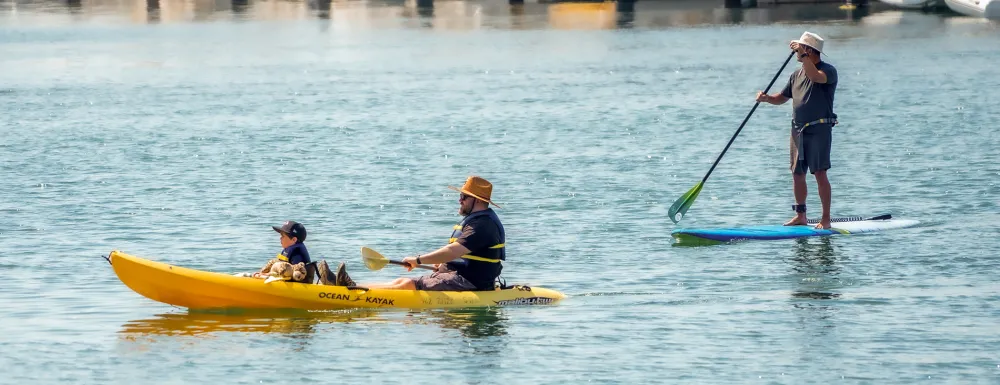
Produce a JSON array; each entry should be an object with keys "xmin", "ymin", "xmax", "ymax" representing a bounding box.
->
[{"xmin": 318, "ymin": 292, "xmax": 395, "ymax": 306}]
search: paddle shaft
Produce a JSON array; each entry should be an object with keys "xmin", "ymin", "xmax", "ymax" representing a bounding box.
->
[
  {"xmin": 387, "ymin": 259, "xmax": 436, "ymax": 271},
  {"xmin": 698, "ymin": 51, "xmax": 796, "ymax": 185}
]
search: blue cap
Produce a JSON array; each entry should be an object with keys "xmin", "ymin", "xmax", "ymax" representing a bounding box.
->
[{"xmin": 272, "ymin": 220, "xmax": 307, "ymax": 242}]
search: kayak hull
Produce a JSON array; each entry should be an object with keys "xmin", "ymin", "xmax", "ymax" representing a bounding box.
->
[
  {"xmin": 109, "ymin": 251, "xmax": 565, "ymax": 310},
  {"xmin": 672, "ymin": 218, "xmax": 920, "ymax": 245}
]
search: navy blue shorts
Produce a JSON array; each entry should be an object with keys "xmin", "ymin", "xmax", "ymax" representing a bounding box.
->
[
  {"xmin": 791, "ymin": 124, "xmax": 832, "ymax": 175},
  {"xmin": 413, "ymin": 271, "xmax": 477, "ymax": 291}
]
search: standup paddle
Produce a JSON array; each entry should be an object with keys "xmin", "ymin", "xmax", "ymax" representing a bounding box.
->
[
  {"xmin": 361, "ymin": 247, "xmax": 435, "ymax": 271},
  {"xmin": 668, "ymin": 51, "xmax": 796, "ymax": 224}
]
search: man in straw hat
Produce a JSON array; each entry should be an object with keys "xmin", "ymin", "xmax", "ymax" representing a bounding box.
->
[
  {"xmin": 331, "ymin": 176, "xmax": 506, "ymax": 291},
  {"xmin": 755, "ymin": 31, "xmax": 839, "ymax": 230}
]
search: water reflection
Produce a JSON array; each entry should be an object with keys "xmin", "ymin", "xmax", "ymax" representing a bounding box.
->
[
  {"xmin": 306, "ymin": 0, "xmax": 327, "ymax": 19},
  {"xmin": 790, "ymin": 236, "xmax": 839, "ymax": 274},
  {"xmin": 231, "ymin": 0, "xmax": 248, "ymax": 14},
  {"xmin": 416, "ymin": 0, "xmax": 433, "ymax": 18},
  {"xmin": 145, "ymin": 0, "xmax": 160, "ymax": 23},
  {"xmin": 424, "ymin": 307, "xmax": 508, "ymax": 340},
  {"xmin": 789, "ymin": 236, "xmax": 842, "ymax": 301},
  {"xmin": 616, "ymin": 0, "xmax": 635, "ymax": 29},
  {"xmin": 65, "ymin": 0, "xmax": 81, "ymax": 13},
  {"xmin": 419, "ymin": 307, "xmax": 509, "ymax": 367},
  {"xmin": 509, "ymin": 3, "xmax": 526, "ymax": 29},
  {"xmin": 119, "ymin": 307, "xmax": 508, "ymax": 341},
  {"xmin": 2, "ymin": 0, "xmax": 957, "ymax": 28},
  {"xmin": 119, "ymin": 309, "xmax": 382, "ymax": 337},
  {"xmin": 787, "ymin": 237, "xmax": 842, "ymax": 362},
  {"xmin": 548, "ymin": 2, "xmax": 615, "ymax": 30}
]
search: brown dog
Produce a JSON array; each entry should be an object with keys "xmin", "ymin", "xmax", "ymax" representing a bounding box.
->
[{"xmin": 257, "ymin": 259, "xmax": 307, "ymax": 282}]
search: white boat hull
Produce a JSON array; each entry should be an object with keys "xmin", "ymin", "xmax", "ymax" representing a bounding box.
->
[
  {"xmin": 878, "ymin": 0, "xmax": 945, "ymax": 9},
  {"xmin": 944, "ymin": 0, "xmax": 1000, "ymax": 18}
]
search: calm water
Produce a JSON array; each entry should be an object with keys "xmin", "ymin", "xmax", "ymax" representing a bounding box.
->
[{"xmin": 2, "ymin": 0, "xmax": 999, "ymax": 383}]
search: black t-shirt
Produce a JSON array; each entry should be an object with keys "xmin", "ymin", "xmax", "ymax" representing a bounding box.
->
[
  {"xmin": 781, "ymin": 61, "xmax": 838, "ymax": 125},
  {"xmin": 456, "ymin": 214, "xmax": 503, "ymax": 254},
  {"xmin": 446, "ymin": 209, "xmax": 505, "ymax": 290}
]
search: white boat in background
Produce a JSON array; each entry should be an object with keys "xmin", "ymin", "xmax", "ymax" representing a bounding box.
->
[
  {"xmin": 878, "ymin": 0, "xmax": 945, "ymax": 9},
  {"xmin": 944, "ymin": 0, "xmax": 1000, "ymax": 18},
  {"xmin": 861, "ymin": 9, "xmax": 945, "ymax": 25}
]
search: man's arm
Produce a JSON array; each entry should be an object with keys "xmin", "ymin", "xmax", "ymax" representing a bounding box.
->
[
  {"xmin": 403, "ymin": 242, "xmax": 469, "ymax": 268},
  {"xmin": 757, "ymin": 71, "xmax": 793, "ymax": 105},
  {"xmin": 792, "ymin": 43, "xmax": 828, "ymax": 84},
  {"xmin": 800, "ymin": 58, "xmax": 828, "ymax": 84},
  {"xmin": 756, "ymin": 92, "xmax": 790, "ymax": 105}
]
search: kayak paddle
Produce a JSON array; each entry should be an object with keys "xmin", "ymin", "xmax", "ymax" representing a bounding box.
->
[
  {"xmin": 668, "ymin": 51, "xmax": 796, "ymax": 224},
  {"xmin": 361, "ymin": 247, "xmax": 435, "ymax": 271},
  {"xmin": 263, "ymin": 276, "xmax": 288, "ymax": 284}
]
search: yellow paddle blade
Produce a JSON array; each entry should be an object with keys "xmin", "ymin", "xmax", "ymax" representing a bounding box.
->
[
  {"xmin": 668, "ymin": 181, "xmax": 704, "ymax": 224},
  {"xmin": 263, "ymin": 276, "xmax": 288, "ymax": 284},
  {"xmin": 361, "ymin": 247, "xmax": 389, "ymax": 271}
]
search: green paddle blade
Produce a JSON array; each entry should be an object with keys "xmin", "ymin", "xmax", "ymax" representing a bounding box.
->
[
  {"xmin": 361, "ymin": 247, "xmax": 389, "ymax": 271},
  {"xmin": 668, "ymin": 182, "xmax": 704, "ymax": 224}
]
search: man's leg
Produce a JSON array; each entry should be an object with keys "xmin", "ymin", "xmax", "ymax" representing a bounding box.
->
[
  {"xmin": 814, "ymin": 170, "xmax": 831, "ymax": 229},
  {"xmin": 332, "ymin": 263, "xmax": 418, "ymax": 289},
  {"xmin": 785, "ymin": 172, "xmax": 808, "ymax": 226},
  {"xmin": 810, "ymin": 125, "xmax": 833, "ymax": 229},
  {"xmin": 360, "ymin": 278, "xmax": 417, "ymax": 290}
]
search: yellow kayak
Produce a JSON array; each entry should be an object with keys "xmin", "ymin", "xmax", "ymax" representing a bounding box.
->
[{"xmin": 108, "ymin": 250, "xmax": 566, "ymax": 310}]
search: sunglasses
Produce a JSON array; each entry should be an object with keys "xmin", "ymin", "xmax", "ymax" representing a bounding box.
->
[{"xmin": 459, "ymin": 194, "xmax": 471, "ymax": 202}]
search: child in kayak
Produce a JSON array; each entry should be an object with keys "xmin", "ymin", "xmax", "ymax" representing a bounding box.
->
[{"xmin": 243, "ymin": 220, "xmax": 314, "ymax": 283}]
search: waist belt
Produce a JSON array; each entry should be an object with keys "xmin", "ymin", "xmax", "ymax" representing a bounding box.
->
[
  {"xmin": 793, "ymin": 118, "xmax": 838, "ymax": 133},
  {"xmin": 791, "ymin": 118, "xmax": 837, "ymax": 162}
]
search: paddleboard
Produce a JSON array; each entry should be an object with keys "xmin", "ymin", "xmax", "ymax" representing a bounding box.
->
[{"xmin": 672, "ymin": 214, "xmax": 919, "ymax": 245}]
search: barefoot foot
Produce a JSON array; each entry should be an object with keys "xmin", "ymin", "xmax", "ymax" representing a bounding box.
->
[{"xmin": 784, "ymin": 215, "xmax": 808, "ymax": 226}]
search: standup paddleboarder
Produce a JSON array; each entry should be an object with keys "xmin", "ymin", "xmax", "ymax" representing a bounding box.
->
[{"xmin": 755, "ymin": 32, "xmax": 838, "ymax": 230}]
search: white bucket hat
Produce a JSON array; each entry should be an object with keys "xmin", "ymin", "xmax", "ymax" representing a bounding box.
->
[{"xmin": 793, "ymin": 31, "xmax": 825, "ymax": 53}]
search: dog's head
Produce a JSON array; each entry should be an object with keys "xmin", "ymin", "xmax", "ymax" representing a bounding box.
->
[
  {"xmin": 268, "ymin": 261, "xmax": 294, "ymax": 279},
  {"xmin": 292, "ymin": 267, "xmax": 306, "ymax": 281}
]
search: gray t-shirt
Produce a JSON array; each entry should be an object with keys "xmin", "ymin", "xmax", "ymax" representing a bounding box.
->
[{"xmin": 781, "ymin": 61, "xmax": 838, "ymax": 125}]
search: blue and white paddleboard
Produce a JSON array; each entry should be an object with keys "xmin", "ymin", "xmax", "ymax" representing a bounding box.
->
[{"xmin": 671, "ymin": 214, "xmax": 919, "ymax": 245}]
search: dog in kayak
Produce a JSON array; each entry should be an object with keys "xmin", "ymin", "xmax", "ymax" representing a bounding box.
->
[{"xmin": 259, "ymin": 259, "xmax": 308, "ymax": 283}]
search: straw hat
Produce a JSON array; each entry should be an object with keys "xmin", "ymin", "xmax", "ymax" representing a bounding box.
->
[
  {"xmin": 793, "ymin": 31, "xmax": 824, "ymax": 53},
  {"xmin": 448, "ymin": 176, "xmax": 501, "ymax": 208}
]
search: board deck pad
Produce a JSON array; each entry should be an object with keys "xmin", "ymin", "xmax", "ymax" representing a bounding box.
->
[{"xmin": 671, "ymin": 214, "xmax": 919, "ymax": 245}]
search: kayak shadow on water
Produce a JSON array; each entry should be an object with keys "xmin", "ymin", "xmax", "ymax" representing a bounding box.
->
[
  {"xmin": 118, "ymin": 307, "xmax": 509, "ymax": 340},
  {"xmin": 118, "ymin": 308, "xmax": 383, "ymax": 337}
]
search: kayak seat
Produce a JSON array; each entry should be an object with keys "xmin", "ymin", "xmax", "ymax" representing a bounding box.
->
[{"xmin": 303, "ymin": 262, "xmax": 318, "ymax": 284}]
